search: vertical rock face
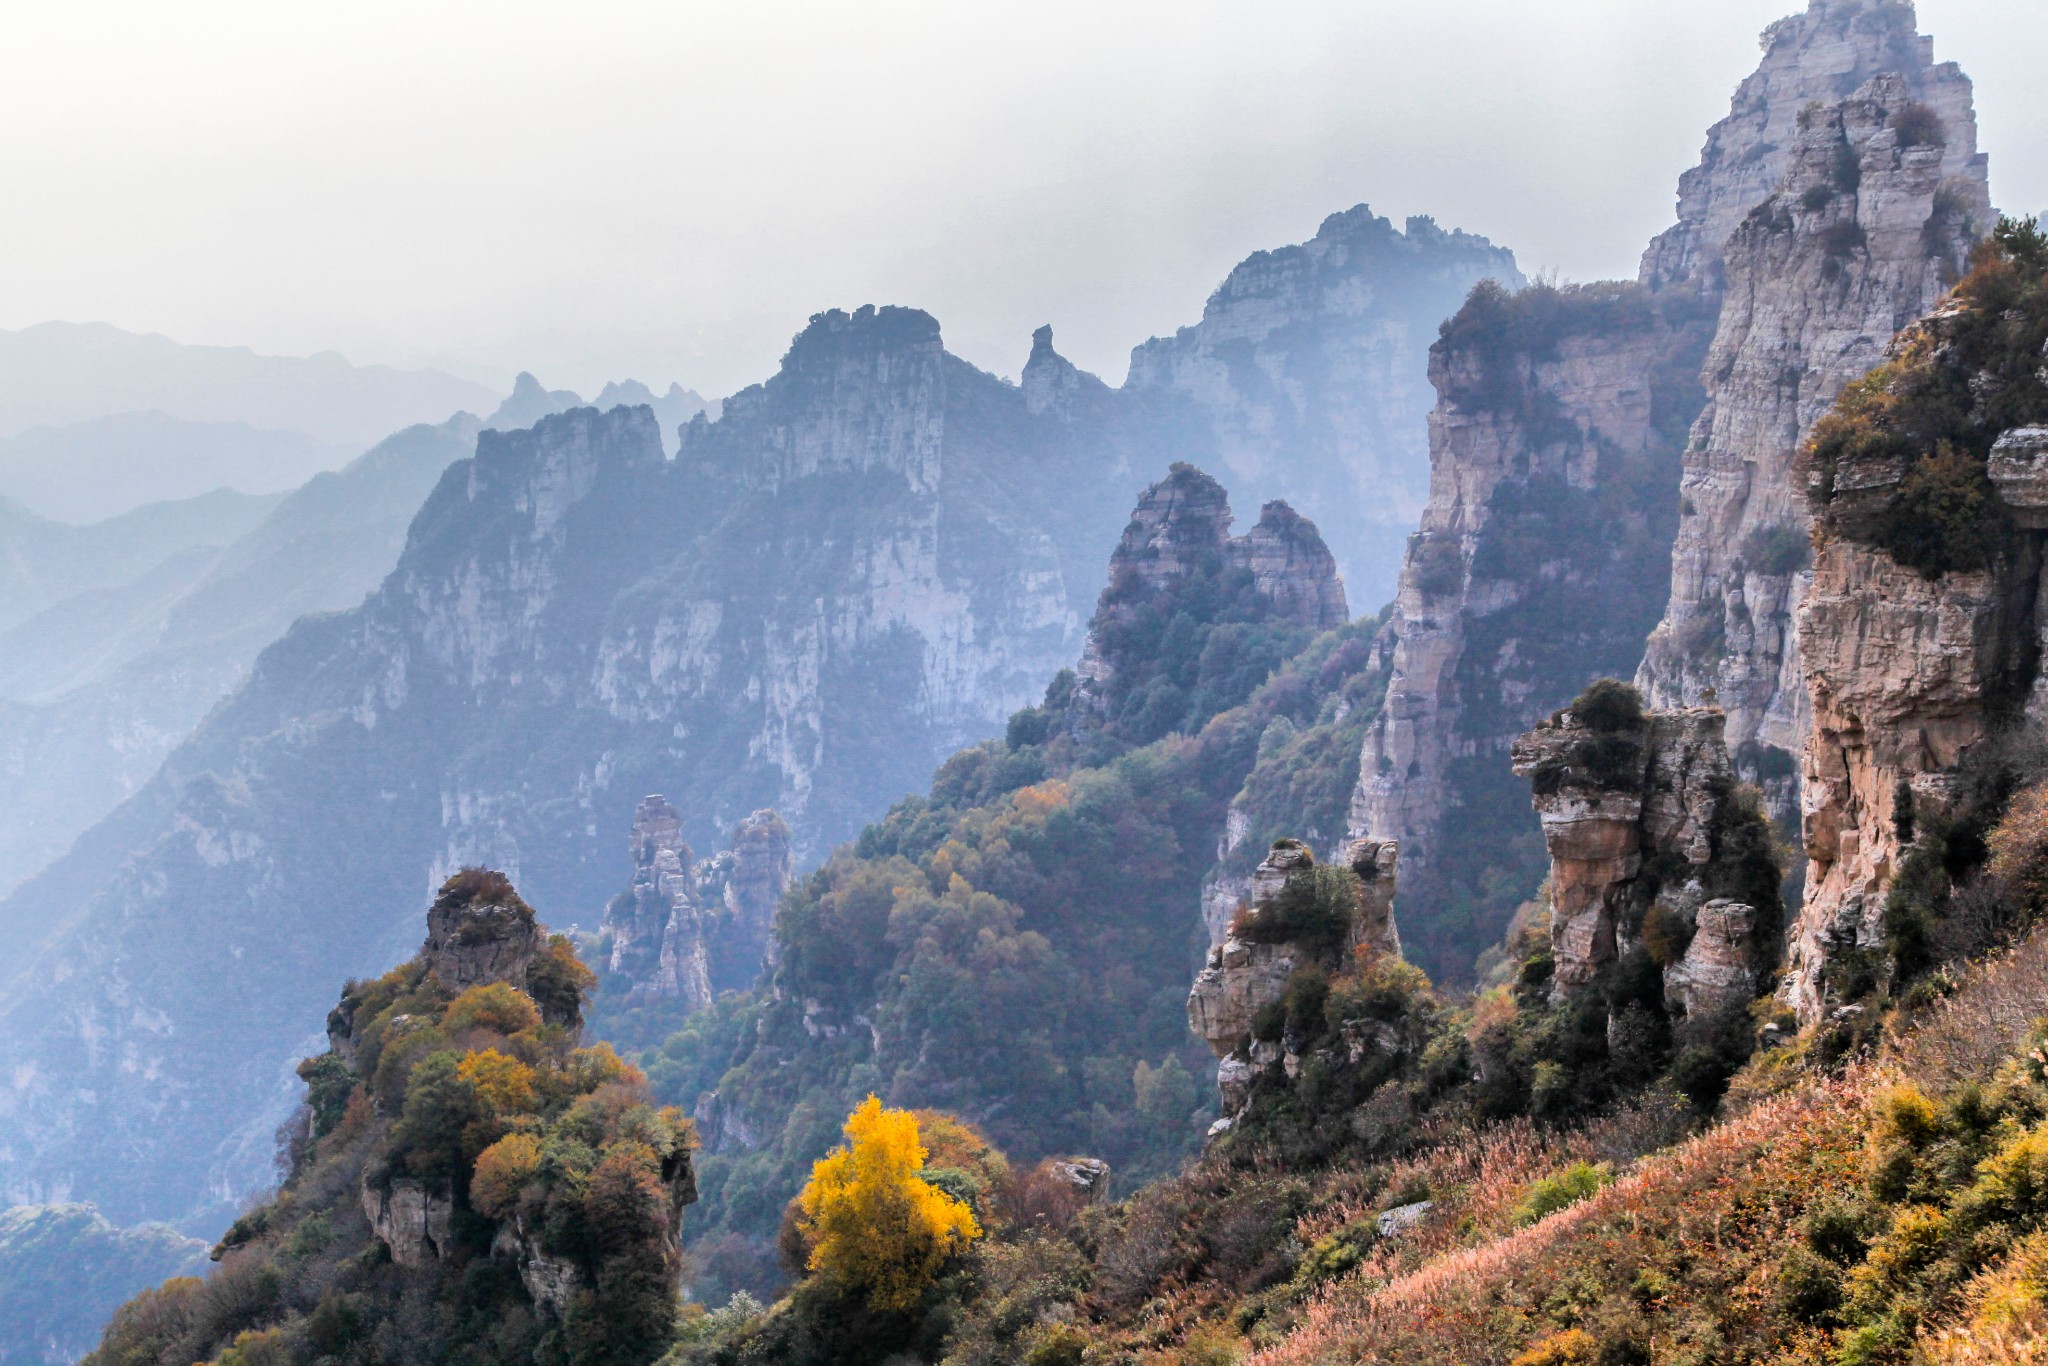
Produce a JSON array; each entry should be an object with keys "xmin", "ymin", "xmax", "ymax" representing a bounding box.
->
[
  {"xmin": 1639, "ymin": 0, "xmax": 1970, "ymax": 294},
  {"xmin": 605, "ymin": 795, "xmax": 713, "ymax": 1011},
  {"xmin": 1638, "ymin": 8, "xmax": 1991, "ymax": 799},
  {"xmin": 1346, "ymin": 285, "xmax": 1708, "ymax": 980},
  {"xmin": 1784, "ymin": 261, "xmax": 2048, "ymax": 1021},
  {"xmin": 695, "ymin": 808, "xmax": 795, "ymax": 993},
  {"xmin": 1510, "ymin": 695, "xmax": 1779, "ymax": 1018},
  {"xmin": 1348, "ymin": 0, "xmax": 1990, "ymax": 982},
  {"xmin": 1125, "ymin": 207, "xmax": 1522, "ymax": 603},
  {"xmin": 601, "ymin": 797, "xmax": 793, "ymax": 1006},
  {"xmin": 1187, "ymin": 838, "xmax": 1402, "ymax": 1113}
]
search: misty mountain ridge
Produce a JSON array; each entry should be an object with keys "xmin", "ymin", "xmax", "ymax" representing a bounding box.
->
[
  {"xmin": 0, "ymin": 321, "xmax": 497, "ymax": 448},
  {"xmin": 0, "ymin": 411, "xmax": 356, "ymax": 522},
  {"xmin": 0, "ymin": 205, "xmax": 1518, "ymax": 1231}
]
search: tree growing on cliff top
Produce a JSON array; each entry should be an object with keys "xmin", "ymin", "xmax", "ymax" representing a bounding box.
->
[{"xmin": 797, "ymin": 1098, "xmax": 982, "ymax": 1311}]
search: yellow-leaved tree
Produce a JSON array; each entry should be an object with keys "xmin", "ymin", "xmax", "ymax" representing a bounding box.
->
[{"xmin": 797, "ymin": 1096, "xmax": 982, "ymax": 1310}]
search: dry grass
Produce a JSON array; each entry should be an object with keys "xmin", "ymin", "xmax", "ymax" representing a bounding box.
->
[{"xmin": 1251, "ymin": 924, "xmax": 2048, "ymax": 1366}]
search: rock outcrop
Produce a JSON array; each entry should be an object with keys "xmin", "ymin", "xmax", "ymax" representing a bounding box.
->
[
  {"xmin": 1638, "ymin": 8, "xmax": 1992, "ymax": 802},
  {"xmin": 1073, "ymin": 466, "xmax": 1343, "ymax": 696},
  {"xmin": 1125, "ymin": 207, "xmax": 1522, "ymax": 602},
  {"xmin": 1189, "ymin": 838, "xmax": 1402, "ymax": 1113},
  {"xmin": 361, "ymin": 1178, "xmax": 453, "ymax": 1269},
  {"xmin": 1348, "ymin": 0, "xmax": 1991, "ymax": 982},
  {"xmin": 1344, "ymin": 282, "xmax": 1712, "ymax": 980},
  {"xmin": 0, "ymin": 312, "xmax": 1140, "ymax": 1229},
  {"xmin": 1510, "ymin": 690, "xmax": 1780, "ymax": 1019},
  {"xmin": 1784, "ymin": 251, "xmax": 2048, "ymax": 1020},
  {"xmin": 602, "ymin": 796, "xmax": 793, "ymax": 1007},
  {"xmin": 1074, "ymin": 464, "xmax": 1349, "ymax": 728},
  {"xmin": 421, "ymin": 873, "xmax": 543, "ymax": 993}
]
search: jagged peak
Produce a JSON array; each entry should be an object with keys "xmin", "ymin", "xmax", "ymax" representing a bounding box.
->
[
  {"xmin": 1641, "ymin": 0, "xmax": 1974, "ymax": 292},
  {"xmin": 783, "ymin": 303, "xmax": 943, "ymax": 364},
  {"xmin": 1021, "ymin": 323, "xmax": 1109, "ymax": 417}
]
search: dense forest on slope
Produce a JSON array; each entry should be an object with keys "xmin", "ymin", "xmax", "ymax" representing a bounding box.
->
[{"xmin": 644, "ymin": 466, "xmax": 1386, "ymax": 1300}]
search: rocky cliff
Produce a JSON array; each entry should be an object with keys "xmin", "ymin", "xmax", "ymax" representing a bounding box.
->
[
  {"xmin": 1073, "ymin": 463, "xmax": 1348, "ymax": 737},
  {"xmin": 1125, "ymin": 207, "xmax": 1522, "ymax": 604},
  {"xmin": 600, "ymin": 796, "xmax": 793, "ymax": 1011},
  {"xmin": 1343, "ymin": 282, "xmax": 1711, "ymax": 980},
  {"xmin": 1346, "ymin": 0, "xmax": 1989, "ymax": 982},
  {"xmin": 1637, "ymin": 3, "xmax": 1991, "ymax": 803},
  {"xmin": 0, "ymin": 308, "xmax": 1136, "ymax": 1231},
  {"xmin": 1784, "ymin": 220, "xmax": 2048, "ymax": 1022},
  {"xmin": 1509, "ymin": 684, "xmax": 1782, "ymax": 1022}
]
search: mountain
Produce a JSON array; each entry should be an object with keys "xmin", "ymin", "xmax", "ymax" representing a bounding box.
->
[
  {"xmin": 663, "ymin": 464, "xmax": 1361, "ymax": 1298},
  {"xmin": 1125, "ymin": 208, "xmax": 1523, "ymax": 605},
  {"xmin": 0, "ymin": 489, "xmax": 284, "ymax": 636},
  {"xmin": 0, "ymin": 309, "xmax": 1147, "ymax": 1231},
  {"xmin": 1637, "ymin": 14, "xmax": 1990, "ymax": 794},
  {"xmin": 0, "ymin": 200, "xmax": 1516, "ymax": 1238},
  {"xmin": 80, "ymin": 872, "xmax": 699, "ymax": 1366},
  {"xmin": 0, "ymin": 1206, "xmax": 205, "ymax": 1366},
  {"xmin": 0, "ymin": 412, "xmax": 356, "ymax": 523},
  {"xmin": 489, "ymin": 374, "xmax": 715, "ymax": 458},
  {"xmin": 1346, "ymin": 0, "xmax": 1990, "ymax": 981},
  {"xmin": 0, "ymin": 321, "xmax": 497, "ymax": 447},
  {"xmin": 0, "ymin": 417, "xmax": 477, "ymax": 900}
]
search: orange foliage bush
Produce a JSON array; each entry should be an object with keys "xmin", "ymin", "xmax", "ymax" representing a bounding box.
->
[{"xmin": 469, "ymin": 1132, "xmax": 542, "ymax": 1218}]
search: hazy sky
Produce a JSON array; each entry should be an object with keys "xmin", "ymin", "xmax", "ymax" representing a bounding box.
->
[{"xmin": 5, "ymin": 0, "xmax": 2043, "ymax": 398}]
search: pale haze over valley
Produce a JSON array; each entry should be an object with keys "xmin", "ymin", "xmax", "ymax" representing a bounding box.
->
[
  {"xmin": 6, "ymin": 0, "xmax": 2045, "ymax": 394},
  {"xmin": 14, "ymin": 3, "xmax": 2048, "ymax": 1364}
]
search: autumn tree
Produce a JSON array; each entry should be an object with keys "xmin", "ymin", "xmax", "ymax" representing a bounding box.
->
[{"xmin": 797, "ymin": 1096, "xmax": 982, "ymax": 1311}]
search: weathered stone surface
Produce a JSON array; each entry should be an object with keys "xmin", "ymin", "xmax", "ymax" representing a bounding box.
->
[
  {"xmin": 1988, "ymin": 428, "xmax": 2048, "ymax": 527},
  {"xmin": 1639, "ymin": 0, "xmax": 1973, "ymax": 293},
  {"xmin": 1188, "ymin": 935, "xmax": 1297, "ymax": 1063},
  {"xmin": 1512, "ymin": 703, "xmax": 1772, "ymax": 1014},
  {"xmin": 1047, "ymin": 1157, "xmax": 1113, "ymax": 1205},
  {"xmin": 1343, "ymin": 837, "xmax": 1402, "ymax": 961},
  {"xmin": 362, "ymin": 1177, "xmax": 453, "ymax": 1268},
  {"xmin": 422, "ymin": 886, "xmax": 541, "ymax": 993},
  {"xmin": 1790, "ymin": 543, "xmax": 2018, "ymax": 1020},
  {"xmin": 1640, "ymin": 34, "xmax": 1992, "ymax": 801},
  {"xmin": 1667, "ymin": 898, "xmax": 1768, "ymax": 1020}
]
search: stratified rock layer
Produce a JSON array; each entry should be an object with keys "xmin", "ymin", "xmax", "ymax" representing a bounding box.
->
[{"xmin": 1511, "ymin": 700, "xmax": 1777, "ymax": 1019}]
